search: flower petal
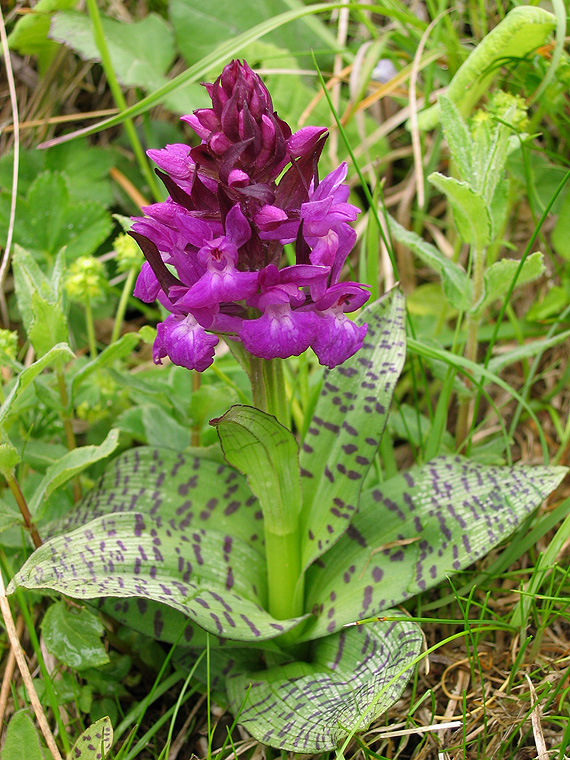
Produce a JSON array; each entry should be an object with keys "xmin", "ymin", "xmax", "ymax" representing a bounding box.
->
[{"xmin": 153, "ymin": 314, "xmax": 218, "ymax": 371}]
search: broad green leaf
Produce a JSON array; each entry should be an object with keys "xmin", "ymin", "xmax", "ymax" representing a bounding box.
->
[
  {"xmin": 526, "ymin": 283, "xmax": 570, "ymax": 322},
  {"xmin": 0, "ymin": 172, "xmax": 112, "ymax": 261},
  {"xmin": 473, "ymin": 252, "xmax": 546, "ymax": 315},
  {"xmin": 0, "ymin": 498, "xmax": 21, "ymax": 533},
  {"xmin": 0, "ymin": 343, "xmax": 74, "ymax": 427},
  {"xmin": 7, "ymin": 0, "xmax": 77, "ymax": 72},
  {"xmin": 28, "ymin": 292, "xmax": 68, "ymax": 358},
  {"xmin": 213, "ymin": 406, "xmax": 301, "ymax": 534},
  {"xmin": 1, "ymin": 710, "xmax": 47, "ymax": 760},
  {"xmin": 440, "ymin": 96, "xmax": 473, "ymax": 183},
  {"xmin": 226, "ymin": 616, "xmax": 422, "ymax": 752},
  {"xmin": 69, "ymin": 332, "xmax": 141, "ymax": 400},
  {"xmin": 0, "ymin": 443, "xmax": 20, "ymax": 474},
  {"xmin": 141, "ymin": 405, "xmax": 191, "ymax": 451},
  {"xmin": 12, "ymin": 244, "xmax": 51, "ymax": 335},
  {"xmin": 9, "ymin": 511, "xmax": 305, "ymax": 642},
  {"xmin": 41, "ymin": 600, "xmax": 109, "ymax": 669},
  {"xmin": 67, "ymin": 716, "xmax": 113, "ymax": 760},
  {"xmin": 299, "ymin": 288, "xmax": 406, "ymax": 570},
  {"xmin": 170, "ymin": 0, "xmax": 332, "ymax": 71},
  {"xmin": 50, "ymin": 11, "xmax": 175, "ymax": 92},
  {"xmin": 387, "ymin": 217, "xmax": 471, "ymax": 310},
  {"xmin": 417, "ymin": 6, "xmax": 556, "ymax": 130},
  {"xmin": 30, "ymin": 428, "xmax": 120, "ymax": 517},
  {"xmin": 302, "ymin": 456, "xmax": 566, "ymax": 640},
  {"xmin": 428, "ymin": 173, "xmax": 492, "ymax": 249}
]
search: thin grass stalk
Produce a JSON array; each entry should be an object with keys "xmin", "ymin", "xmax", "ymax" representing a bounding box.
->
[{"xmin": 0, "ymin": 4, "xmax": 20, "ymax": 328}]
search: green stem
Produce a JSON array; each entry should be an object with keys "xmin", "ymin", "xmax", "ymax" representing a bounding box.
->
[
  {"xmin": 262, "ymin": 358, "xmax": 288, "ymax": 427},
  {"xmin": 111, "ymin": 267, "xmax": 137, "ymax": 344},
  {"xmin": 265, "ymin": 530, "xmax": 303, "ymax": 620},
  {"xmin": 85, "ymin": 0, "xmax": 161, "ymax": 202},
  {"xmin": 84, "ymin": 298, "xmax": 97, "ymax": 359},
  {"xmin": 56, "ymin": 371, "xmax": 81, "ymax": 502},
  {"xmin": 456, "ymin": 244, "xmax": 486, "ymax": 447}
]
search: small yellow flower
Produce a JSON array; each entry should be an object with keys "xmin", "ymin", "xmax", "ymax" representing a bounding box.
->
[
  {"xmin": 114, "ymin": 233, "xmax": 142, "ymax": 273},
  {"xmin": 65, "ymin": 256, "xmax": 106, "ymax": 302}
]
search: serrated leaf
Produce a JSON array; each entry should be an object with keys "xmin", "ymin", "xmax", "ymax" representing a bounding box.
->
[
  {"xmin": 302, "ymin": 456, "xmax": 566, "ymax": 640},
  {"xmin": 0, "ymin": 343, "xmax": 74, "ymax": 427},
  {"xmin": 9, "ymin": 511, "xmax": 304, "ymax": 641},
  {"xmin": 29, "ymin": 292, "xmax": 68, "ymax": 358},
  {"xmin": 2, "ymin": 710, "xmax": 47, "ymax": 760},
  {"xmin": 68, "ymin": 716, "xmax": 113, "ymax": 760},
  {"xmin": 299, "ymin": 288, "xmax": 406, "ymax": 570},
  {"xmin": 417, "ymin": 6, "xmax": 556, "ymax": 130},
  {"xmin": 50, "ymin": 11, "xmax": 175, "ymax": 91},
  {"xmin": 428, "ymin": 173, "xmax": 492, "ymax": 249},
  {"xmin": 387, "ymin": 217, "xmax": 471, "ymax": 310},
  {"xmin": 30, "ymin": 428, "xmax": 120, "ymax": 517},
  {"xmin": 12, "ymin": 244, "xmax": 52, "ymax": 335},
  {"xmin": 41, "ymin": 600, "xmax": 109, "ymax": 669},
  {"xmin": 226, "ymin": 616, "xmax": 422, "ymax": 752},
  {"xmin": 473, "ymin": 252, "xmax": 546, "ymax": 315},
  {"xmin": 214, "ymin": 406, "xmax": 301, "ymax": 534},
  {"xmin": 440, "ymin": 96, "xmax": 474, "ymax": 183}
]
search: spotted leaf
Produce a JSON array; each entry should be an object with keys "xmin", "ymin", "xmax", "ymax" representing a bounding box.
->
[
  {"xmin": 49, "ymin": 446, "xmax": 262, "ymax": 547},
  {"xmin": 226, "ymin": 615, "xmax": 422, "ymax": 752},
  {"xmin": 10, "ymin": 511, "xmax": 305, "ymax": 642},
  {"xmin": 68, "ymin": 716, "xmax": 112, "ymax": 760},
  {"xmin": 299, "ymin": 288, "xmax": 406, "ymax": 570},
  {"xmin": 302, "ymin": 456, "xmax": 567, "ymax": 640}
]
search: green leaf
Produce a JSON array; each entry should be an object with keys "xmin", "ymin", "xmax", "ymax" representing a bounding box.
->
[
  {"xmin": 417, "ymin": 6, "xmax": 557, "ymax": 130},
  {"xmin": 473, "ymin": 252, "xmax": 546, "ymax": 315},
  {"xmin": 29, "ymin": 428, "xmax": 120, "ymax": 517},
  {"xmin": 67, "ymin": 716, "xmax": 113, "ymax": 760},
  {"xmin": 50, "ymin": 11, "xmax": 176, "ymax": 92},
  {"xmin": 12, "ymin": 244, "xmax": 51, "ymax": 335},
  {"xmin": 213, "ymin": 406, "xmax": 300, "ymax": 534},
  {"xmin": 0, "ymin": 498, "xmax": 22, "ymax": 533},
  {"xmin": 2, "ymin": 710, "xmax": 47, "ymax": 760},
  {"xmin": 28, "ymin": 292, "xmax": 68, "ymax": 358},
  {"xmin": 69, "ymin": 332, "xmax": 141, "ymax": 400},
  {"xmin": 226, "ymin": 616, "xmax": 422, "ymax": 752},
  {"xmin": 440, "ymin": 96, "xmax": 474, "ymax": 183},
  {"xmin": 428, "ymin": 173, "xmax": 492, "ymax": 249},
  {"xmin": 0, "ymin": 343, "xmax": 74, "ymax": 427},
  {"xmin": 141, "ymin": 405, "xmax": 191, "ymax": 451},
  {"xmin": 0, "ymin": 172, "xmax": 112, "ymax": 261},
  {"xmin": 170, "ymin": 0, "xmax": 330, "ymax": 71},
  {"xmin": 41, "ymin": 600, "xmax": 109, "ymax": 669},
  {"xmin": 299, "ymin": 288, "xmax": 406, "ymax": 570},
  {"xmin": 12, "ymin": 447, "xmax": 306, "ymax": 641},
  {"xmin": 10, "ymin": 511, "xmax": 304, "ymax": 642},
  {"xmin": 551, "ymin": 188, "xmax": 570, "ymax": 260},
  {"xmin": 7, "ymin": 0, "xmax": 77, "ymax": 72},
  {"xmin": 0, "ymin": 442, "xmax": 20, "ymax": 475},
  {"xmin": 302, "ymin": 456, "xmax": 566, "ymax": 640},
  {"xmin": 387, "ymin": 217, "xmax": 471, "ymax": 310}
]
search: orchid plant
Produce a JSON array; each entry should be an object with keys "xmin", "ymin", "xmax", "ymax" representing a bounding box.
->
[{"xmin": 8, "ymin": 61, "xmax": 566, "ymax": 752}]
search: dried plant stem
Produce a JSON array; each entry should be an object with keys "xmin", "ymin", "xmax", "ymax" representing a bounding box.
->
[
  {"xmin": 0, "ymin": 3, "xmax": 20, "ymax": 328},
  {"xmin": 0, "ymin": 573, "xmax": 64, "ymax": 760},
  {"xmin": 3, "ymin": 471, "xmax": 42, "ymax": 549},
  {"xmin": 0, "ymin": 614, "xmax": 24, "ymax": 727},
  {"xmin": 456, "ymin": 244, "xmax": 486, "ymax": 447}
]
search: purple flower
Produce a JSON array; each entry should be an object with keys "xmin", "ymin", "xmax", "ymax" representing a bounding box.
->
[
  {"xmin": 154, "ymin": 314, "xmax": 219, "ymax": 372},
  {"xmin": 130, "ymin": 59, "xmax": 370, "ymax": 371}
]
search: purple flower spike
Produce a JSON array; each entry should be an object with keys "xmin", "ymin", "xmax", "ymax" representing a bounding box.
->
[
  {"xmin": 131, "ymin": 59, "xmax": 370, "ymax": 372},
  {"xmin": 154, "ymin": 314, "xmax": 218, "ymax": 371}
]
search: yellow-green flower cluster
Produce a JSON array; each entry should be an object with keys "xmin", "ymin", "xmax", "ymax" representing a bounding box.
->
[
  {"xmin": 65, "ymin": 256, "xmax": 106, "ymax": 303},
  {"xmin": 0, "ymin": 329, "xmax": 18, "ymax": 360},
  {"xmin": 114, "ymin": 233, "xmax": 142, "ymax": 273}
]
